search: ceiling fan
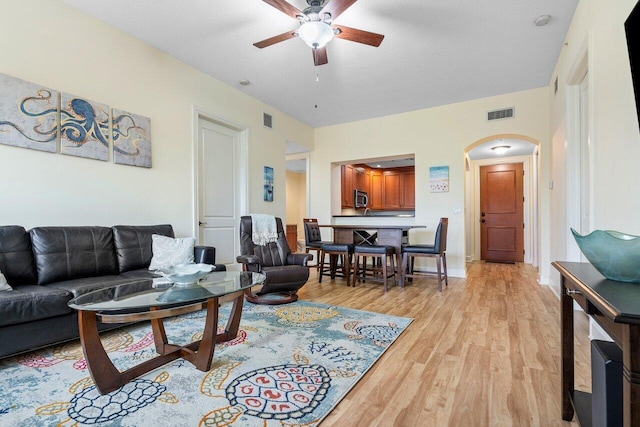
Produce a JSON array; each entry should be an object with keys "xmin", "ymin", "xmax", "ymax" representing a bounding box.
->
[{"xmin": 253, "ymin": 0, "xmax": 384, "ymax": 66}]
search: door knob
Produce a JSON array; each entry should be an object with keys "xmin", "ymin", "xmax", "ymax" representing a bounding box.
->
[
  {"xmin": 199, "ymin": 221, "xmax": 207, "ymax": 226},
  {"xmin": 481, "ymin": 212, "xmax": 486, "ymax": 217},
  {"xmin": 481, "ymin": 219, "xmax": 486, "ymax": 223}
]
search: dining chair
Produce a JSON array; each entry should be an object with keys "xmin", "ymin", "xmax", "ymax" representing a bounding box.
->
[{"xmin": 401, "ymin": 218, "xmax": 448, "ymax": 292}]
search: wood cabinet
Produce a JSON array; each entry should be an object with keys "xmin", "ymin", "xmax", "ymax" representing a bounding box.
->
[
  {"xmin": 286, "ymin": 224, "xmax": 298, "ymax": 252},
  {"xmin": 369, "ymin": 170, "xmax": 384, "ymax": 209},
  {"xmin": 341, "ymin": 165, "xmax": 355, "ymax": 208},
  {"xmin": 342, "ymin": 164, "xmax": 415, "ymax": 210},
  {"xmin": 383, "ymin": 171, "xmax": 403, "ymax": 209},
  {"xmin": 402, "ymin": 171, "xmax": 415, "ymax": 209},
  {"xmin": 382, "ymin": 167, "xmax": 414, "ymax": 209},
  {"xmin": 355, "ymin": 167, "xmax": 368, "ymax": 191}
]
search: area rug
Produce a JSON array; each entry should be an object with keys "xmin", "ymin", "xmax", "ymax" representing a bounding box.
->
[{"xmin": 0, "ymin": 300, "xmax": 412, "ymax": 426}]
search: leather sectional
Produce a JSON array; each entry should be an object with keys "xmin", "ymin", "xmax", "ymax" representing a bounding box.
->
[{"xmin": 0, "ymin": 224, "xmax": 225, "ymax": 359}]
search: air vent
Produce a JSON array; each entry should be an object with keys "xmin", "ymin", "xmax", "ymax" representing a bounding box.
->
[
  {"xmin": 487, "ymin": 107, "xmax": 515, "ymax": 121},
  {"xmin": 263, "ymin": 112, "xmax": 273, "ymax": 129}
]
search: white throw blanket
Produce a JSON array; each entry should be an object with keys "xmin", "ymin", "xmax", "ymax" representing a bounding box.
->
[{"xmin": 250, "ymin": 214, "xmax": 278, "ymax": 246}]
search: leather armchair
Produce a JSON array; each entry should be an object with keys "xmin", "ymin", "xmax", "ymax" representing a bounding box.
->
[{"xmin": 237, "ymin": 216, "xmax": 312, "ymax": 304}]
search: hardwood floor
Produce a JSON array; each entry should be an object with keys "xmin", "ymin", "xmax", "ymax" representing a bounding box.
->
[{"xmin": 297, "ymin": 261, "xmax": 591, "ymax": 426}]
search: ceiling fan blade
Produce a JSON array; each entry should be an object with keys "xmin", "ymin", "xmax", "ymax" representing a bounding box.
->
[
  {"xmin": 334, "ymin": 25, "xmax": 384, "ymax": 47},
  {"xmin": 253, "ymin": 30, "xmax": 297, "ymax": 48},
  {"xmin": 313, "ymin": 47, "xmax": 328, "ymax": 66},
  {"xmin": 261, "ymin": 0, "xmax": 303, "ymax": 19},
  {"xmin": 320, "ymin": 0, "xmax": 358, "ymax": 21}
]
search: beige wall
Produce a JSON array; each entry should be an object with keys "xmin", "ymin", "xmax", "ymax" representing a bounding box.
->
[
  {"xmin": 311, "ymin": 88, "xmax": 551, "ymax": 280},
  {"xmin": 285, "ymin": 171, "xmax": 306, "ymax": 239},
  {"xmin": 548, "ymin": 0, "xmax": 640, "ymax": 293},
  {"xmin": 0, "ymin": 0, "xmax": 313, "ymax": 237}
]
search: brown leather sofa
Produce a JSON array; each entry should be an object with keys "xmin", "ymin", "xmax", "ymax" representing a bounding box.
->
[{"xmin": 0, "ymin": 224, "xmax": 224, "ymax": 359}]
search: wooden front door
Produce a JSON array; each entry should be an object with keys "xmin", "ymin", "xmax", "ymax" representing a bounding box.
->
[{"xmin": 480, "ymin": 163, "xmax": 524, "ymax": 262}]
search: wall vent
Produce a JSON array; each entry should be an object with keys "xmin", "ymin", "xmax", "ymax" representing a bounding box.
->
[
  {"xmin": 263, "ymin": 112, "xmax": 273, "ymax": 129},
  {"xmin": 487, "ymin": 107, "xmax": 515, "ymax": 121}
]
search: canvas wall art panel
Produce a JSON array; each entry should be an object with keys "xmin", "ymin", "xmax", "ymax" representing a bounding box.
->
[
  {"xmin": 112, "ymin": 109, "xmax": 151, "ymax": 168},
  {"xmin": 60, "ymin": 93, "xmax": 109, "ymax": 161},
  {"xmin": 429, "ymin": 166, "xmax": 449, "ymax": 192},
  {"xmin": 0, "ymin": 73, "xmax": 58, "ymax": 153},
  {"xmin": 264, "ymin": 166, "xmax": 274, "ymax": 202}
]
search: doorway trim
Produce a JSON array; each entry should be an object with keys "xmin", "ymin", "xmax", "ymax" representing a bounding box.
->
[
  {"xmin": 191, "ymin": 107, "xmax": 249, "ymax": 243},
  {"xmin": 285, "ymin": 151, "xmax": 311, "ymax": 218},
  {"xmin": 464, "ymin": 134, "xmax": 540, "ymax": 266}
]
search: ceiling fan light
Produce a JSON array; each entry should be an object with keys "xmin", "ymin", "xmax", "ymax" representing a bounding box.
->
[
  {"xmin": 491, "ymin": 145, "xmax": 511, "ymax": 155},
  {"xmin": 298, "ymin": 21, "xmax": 334, "ymax": 49}
]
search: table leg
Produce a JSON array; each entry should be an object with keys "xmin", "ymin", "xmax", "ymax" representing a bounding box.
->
[
  {"xmin": 560, "ymin": 276, "xmax": 575, "ymax": 421},
  {"xmin": 622, "ymin": 325, "xmax": 640, "ymax": 426},
  {"xmin": 79, "ymin": 293, "xmax": 245, "ymax": 395}
]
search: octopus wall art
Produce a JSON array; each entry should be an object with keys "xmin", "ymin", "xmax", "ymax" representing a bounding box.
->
[
  {"xmin": 60, "ymin": 93, "xmax": 110, "ymax": 161},
  {"xmin": 0, "ymin": 72, "xmax": 152, "ymax": 168},
  {"xmin": 0, "ymin": 73, "xmax": 58, "ymax": 153}
]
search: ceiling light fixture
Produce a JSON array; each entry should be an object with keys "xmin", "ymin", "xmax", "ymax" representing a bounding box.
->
[
  {"xmin": 297, "ymin": 21, "xmax": 335, "ymax": 49},
  {"xmin": 534, "ymin": 14, "xmax": 552, "ymax": 27},
  {"xmin": 491, "ymin": 145, "xmax": 511, "ymax": 155}
]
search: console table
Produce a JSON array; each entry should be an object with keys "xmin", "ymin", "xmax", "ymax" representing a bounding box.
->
[{"xmin": 553, "ymin": 261, "xmax": 640, "ymax": 426}]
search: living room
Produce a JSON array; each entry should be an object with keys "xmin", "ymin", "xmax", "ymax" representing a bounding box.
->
[{"xmin": 2, "ymin": 0, "xmax": 640, "ymax": 425}]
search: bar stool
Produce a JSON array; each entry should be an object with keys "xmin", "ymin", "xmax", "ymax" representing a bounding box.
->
[
  {"xmin": 319, "ymin": 243, "xmax": 355, "ymax": 286},
  {"xmin": 352, "ymin": 245, "xmax": 396, "ymax": 291}
]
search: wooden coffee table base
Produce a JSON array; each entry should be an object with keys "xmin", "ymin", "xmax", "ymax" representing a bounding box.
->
[{"xmin": 78, "ymin": 291, "xmax": 244, "ymax": 395}]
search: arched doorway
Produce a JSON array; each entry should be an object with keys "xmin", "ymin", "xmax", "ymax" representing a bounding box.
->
[{"xmin": 464, "ymin": 134, "xmax": 540, "ymax": 265}]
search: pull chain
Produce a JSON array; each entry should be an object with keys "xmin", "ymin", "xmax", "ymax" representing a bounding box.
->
[{"xmin": 314, "ymin": 73, "xmax": 319, "ymax": 109}]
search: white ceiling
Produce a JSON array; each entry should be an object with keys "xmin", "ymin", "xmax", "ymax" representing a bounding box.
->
[{"xmin": 60, "ymin": 0, "xmax": 578, "ymax": 128}]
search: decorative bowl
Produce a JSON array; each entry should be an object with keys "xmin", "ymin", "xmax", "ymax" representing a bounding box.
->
[
  {"xmin": 156, "ymin": 263, "xmax": 214, "ymax": 285},
  {"xmin": 571, "ymin": 228, "xmax": 640, "ymax": 283}
]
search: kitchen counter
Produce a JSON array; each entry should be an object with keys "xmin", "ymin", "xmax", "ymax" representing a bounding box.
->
[{"xmin": 333, "ymin": 214, "xmax": 415, "ymax": 218}]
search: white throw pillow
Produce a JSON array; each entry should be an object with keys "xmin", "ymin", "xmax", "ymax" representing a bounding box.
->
[
  {"xmin": 148, "ymin": 234, "xmax": 196, "ymax": 270},
  {"xmin": 0, "ymin": 271, "xmax": 12, "ymax": 291}
]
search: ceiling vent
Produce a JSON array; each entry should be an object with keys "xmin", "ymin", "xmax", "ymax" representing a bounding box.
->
[
  {"xmin": 487, "ymin": 107, "xmax": 515, "ymax": 121},
  {"xmin": 263, "ymin": 112, "xmax": 273, "ymax": 129}
]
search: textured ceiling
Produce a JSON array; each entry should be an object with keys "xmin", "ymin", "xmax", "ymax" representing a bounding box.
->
[{"xmin": 60, "ymin": 0, "xmax": 578, "ymax": 128}]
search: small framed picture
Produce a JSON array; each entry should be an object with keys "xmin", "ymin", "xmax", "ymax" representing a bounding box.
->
[
  {"xmin": 430, "ymin": 166, "xmax": 449, "ymax": 192},
  {"xmin": 264, "ymin": 166, "xmax": 274, "ymax": 202}
]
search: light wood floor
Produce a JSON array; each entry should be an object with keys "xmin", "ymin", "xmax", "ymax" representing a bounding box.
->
[{"xmin": 297, "ymin": 261, "xmax": 591, "ymax": 426}]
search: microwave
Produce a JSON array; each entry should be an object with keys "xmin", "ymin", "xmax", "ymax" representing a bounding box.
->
[{"xmin": 354, "ymin": 190, "xmax": 368, "ymax": 208}]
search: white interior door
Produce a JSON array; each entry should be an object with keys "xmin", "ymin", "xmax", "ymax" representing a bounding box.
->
[{"xmin": 197, "ymin": 117, "xmax": 243, "ymax": 268}]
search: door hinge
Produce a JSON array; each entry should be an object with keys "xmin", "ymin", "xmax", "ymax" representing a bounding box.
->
[
  {"xmin": 523, "ymin": 196, "xmax": 525, "ymax": 202},
  {"xmin": 523, "ymin": 249, "xmax": 525, "ymax": 255}
]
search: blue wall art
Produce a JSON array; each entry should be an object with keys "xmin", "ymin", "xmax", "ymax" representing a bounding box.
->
[
  {"xmin": 0, "ymin": 73, "xmax": 58, "ymax": 153},
  {"xmin": 264, "ymin": 166, "xmax": 274, "ymax": 202},
  {"xmin": 429, "ymin": 165, "xmax": 449, "ymax": 193},
  {"xmin": 112, "ymin": 109, "xmax": 152, "ymax": 168},
  {"xmin": 60, "ymin": 93, "xmax": 110, "ymax": 161}
]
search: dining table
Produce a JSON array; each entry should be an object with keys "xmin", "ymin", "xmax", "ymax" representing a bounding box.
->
[{"xmin": 318, "ymin": 224, "xmax": 425, "ymax": 286}]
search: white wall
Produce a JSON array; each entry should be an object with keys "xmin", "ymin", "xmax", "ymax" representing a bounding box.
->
[
  {"xmin": 312, "ymin": 88, "xmax": 551, "ymax": 280},
  {"xmin": 285, "ymin": 170, "xmax": 306, "ymax": 239},
  {"xmin": 0, "ymin": 0, "xmax": 313, "ymax": 237},
  {"xmin": 548, "ymin": 0, "xmax": 640, "ymax": 293}
]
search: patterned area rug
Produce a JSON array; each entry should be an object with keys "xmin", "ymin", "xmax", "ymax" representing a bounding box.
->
[{"xmin": 0, "ymin": 300, "xmax": 411, "ymax": 426}]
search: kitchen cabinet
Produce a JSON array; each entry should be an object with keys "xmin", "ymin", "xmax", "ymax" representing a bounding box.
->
[
  {"xmin": 402, "ymin": 171, "xmax": 415, "ymax": 209},
  {"xmin": 383, "ymin": 168, "xmax": 414, "ymax": 209},
  {"xmin": 341, "ymin": 164, "xmax": 414, "ymax": 210},
  {"xmin": 341, "ymin": 165, "xmax": 355, "ymax": 208},
  {"xmin": 286, "ymin": 224, "xmax": 298, "ymax": 252},
  {"xmin": 369, "ymin": 170, "xmax": 384, "ymax": 209},
  {"xmin": 383, "ymin": 171, "xmax": 403, "ymax": 209},
  {"xmin": 355, "ymin": 167, "xmax": 368, "ymax": 191}
]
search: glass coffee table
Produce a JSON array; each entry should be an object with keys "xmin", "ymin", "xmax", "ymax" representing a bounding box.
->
[{"xmin": 68, "ymin": 271, "xmax": 265, "ymax": 394}]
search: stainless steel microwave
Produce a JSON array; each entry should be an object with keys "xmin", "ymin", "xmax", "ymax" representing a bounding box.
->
[{"xmin": 354, "ymin": 190, "xmax": 368, "ymax": 208}]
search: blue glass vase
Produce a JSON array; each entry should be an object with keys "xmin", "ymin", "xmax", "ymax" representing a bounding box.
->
[{"xmin": 571, "ymin": 228, "xmax": 640, "ymax": 283}]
